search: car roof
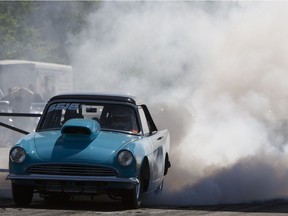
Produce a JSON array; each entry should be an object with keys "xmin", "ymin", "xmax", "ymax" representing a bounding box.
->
[{"xmin": 48, "ymin": 92, "xmax": 141, "ymax": 105}]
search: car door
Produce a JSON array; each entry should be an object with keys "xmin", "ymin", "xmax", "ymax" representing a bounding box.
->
[{"xmin": 139, "ymin": 105, "xmax": 164, "ymax": 187}]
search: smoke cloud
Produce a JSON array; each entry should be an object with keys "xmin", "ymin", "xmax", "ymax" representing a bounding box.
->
[{"xmin": 70, "ymin": 2, "xmax": 288, "ymax": 205}]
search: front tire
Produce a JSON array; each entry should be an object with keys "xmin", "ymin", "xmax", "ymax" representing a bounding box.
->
[
  {"xmin": 122, "ymin": 179, "xmax": 142, "ymax": 209},
  {"xmin": 122, "ymin": 159, "xmax": 149, "ymax": 209},
  {"xmin": 12, "ymin": 183, "xmax": 33, "ymax": 207}
]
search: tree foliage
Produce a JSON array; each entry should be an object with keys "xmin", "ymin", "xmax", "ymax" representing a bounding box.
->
[{"xmin": 0, "ymin": 1, "xmax": 99, "ymax": 64}]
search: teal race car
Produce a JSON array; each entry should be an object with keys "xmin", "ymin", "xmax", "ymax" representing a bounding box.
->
[{"xmin": 6, "ymin": 93, "xmax": 171, "ymax": 209}]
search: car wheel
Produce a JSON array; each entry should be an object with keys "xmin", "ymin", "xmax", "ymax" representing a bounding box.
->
[
  {"xmin": 122, "ymin": 178, "xmax": 142, "ymax": 209},
  {"xmin": 12, "ymin": 183, "xmax": 33, "ymax": 207}
]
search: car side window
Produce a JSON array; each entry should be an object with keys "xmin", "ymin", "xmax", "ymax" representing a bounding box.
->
[
  {"xmin": 100, "ymin": 105, "xmax": 139, "ymax": 133},
  {"xmin": 138, "ymin": 107, "xmax": 150, "ymax": 135}
]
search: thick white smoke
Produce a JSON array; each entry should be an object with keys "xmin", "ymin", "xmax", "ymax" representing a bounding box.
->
[{"xmin": 70, "ymin": 2, "xmax": 288, "ymax": 205}]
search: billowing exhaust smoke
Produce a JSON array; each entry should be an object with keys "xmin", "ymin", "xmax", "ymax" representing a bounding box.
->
[{"xmin": 70, "ymin": 2, "xmax": 288, "ymax": 205}]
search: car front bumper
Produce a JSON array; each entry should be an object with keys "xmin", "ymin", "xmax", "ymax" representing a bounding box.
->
[{"xmin": 6, "ymin": 174, "xmax": 139, "ymax": 193}]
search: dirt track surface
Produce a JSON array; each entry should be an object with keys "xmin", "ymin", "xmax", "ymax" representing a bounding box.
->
[{"xmin": 1, "ymin": 172, "xmax": 288, "ymax": 216}]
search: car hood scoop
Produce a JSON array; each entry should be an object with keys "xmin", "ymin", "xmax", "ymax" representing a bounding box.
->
[{"xmin": 61, "ymin": 118, "xmax": 100, "ymax": 141}]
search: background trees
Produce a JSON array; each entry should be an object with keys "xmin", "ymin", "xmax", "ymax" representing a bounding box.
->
[{"xmin": 0, "ymin": 1, "xmax": 99, "ymax": 64}]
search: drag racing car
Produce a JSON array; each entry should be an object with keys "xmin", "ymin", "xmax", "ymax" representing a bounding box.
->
[{"xmin": 6, "ymin": 93, "xmax": 171, "ymax": 209}]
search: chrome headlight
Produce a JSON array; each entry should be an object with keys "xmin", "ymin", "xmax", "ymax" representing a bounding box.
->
[
  {"xmin": 117, "ymin": 150, "xmax": 133, "ymax": 166},
  {"xmin": 10, "ymin": 147, "xmax": 27, "ymax": 163}
]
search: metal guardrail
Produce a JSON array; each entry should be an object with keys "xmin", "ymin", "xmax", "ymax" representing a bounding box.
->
[
  {"xmin": 0, "ymin": 112, "xmax": 42, "ymax": 134},
  {"xmin": 0, "ymin": 112, "xmax": 42, "ymax": 117},
  {"xmin": 0, "ymin": 122, "xmax": 29, "ymax": 135}
]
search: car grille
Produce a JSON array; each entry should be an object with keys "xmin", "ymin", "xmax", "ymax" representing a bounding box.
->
[{"xmin": 27, "ymin": 164, "xmax": 118, "ymax": 177}]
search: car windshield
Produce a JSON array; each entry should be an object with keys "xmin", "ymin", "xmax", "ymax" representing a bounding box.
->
[{"xmin": 38, "ymin": 102, "xmax": 139, "ymax": 133}]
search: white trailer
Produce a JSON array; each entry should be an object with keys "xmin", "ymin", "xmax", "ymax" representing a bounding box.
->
[{"xmin": 0, "ymin": 60, "xmax": 73, "ymax": 102}]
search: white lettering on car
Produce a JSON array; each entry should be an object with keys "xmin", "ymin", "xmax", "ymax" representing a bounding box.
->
[{"xmin": 47, "ymin": 103, "xmax": 80, "ymax": 112}]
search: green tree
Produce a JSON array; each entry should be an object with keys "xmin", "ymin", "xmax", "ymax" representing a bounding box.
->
[
  {"xmin": 0, "ymin": 2, "xmax": 38, "ymax": 59},
  {"xmin": 0, "ymin": 1, "xmax": 99, "ymax": 64}
]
